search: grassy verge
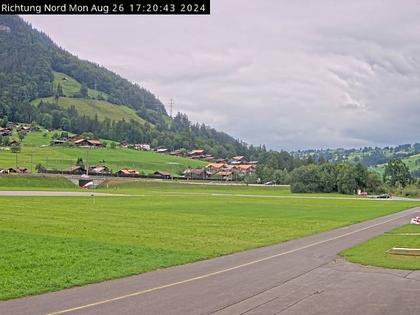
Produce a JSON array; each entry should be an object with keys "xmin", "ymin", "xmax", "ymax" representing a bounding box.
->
[
  {"xmin": 0, "ymin": 190, "xmax": 418, "ymax": 300},
  {"xmin": 0, "ymin": 174, "xmax": 77, "ymax": 191},
  {"xmin": 341, "ymin": 224, "xmax": 420, "ymax": 270}
]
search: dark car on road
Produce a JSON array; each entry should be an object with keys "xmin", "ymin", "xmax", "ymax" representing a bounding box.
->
[{"xmin": 377, "ymin": 194, "xmax": 391, "ymax": 199}]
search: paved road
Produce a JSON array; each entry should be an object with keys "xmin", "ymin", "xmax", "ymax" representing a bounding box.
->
[{"xmin": 1, "ymin": 207, "xmax": 419, "ymax": 315}]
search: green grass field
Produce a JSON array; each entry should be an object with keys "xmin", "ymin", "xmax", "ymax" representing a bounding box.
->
[
  {"xmin": 1, "ymin": 132, "xmax": 205, "ymax": 175},
  {"xmin": 341, "ymin": 224, "xmax": 420, "ymax": 270},
  {"xmin": 0, "ymin": 180, "xmax": 418, "ymax": 300},
  {"xmin": 0, "ymin": 175, "xmax": 76, "ymax": 191},
  {"xmin": 52, "ymin": 71, "xmax": 108, "ymax": 100},
  {"xmin": 31, "ymin": 71, "xmax": 148, "ymax": 125},
  {"xmin": 34, "ymin": 97, "xmax": 146, "ymax": 125},
  {"xmin": 100, "ymin": 179, "xmax": 353, "ymax": 198}
]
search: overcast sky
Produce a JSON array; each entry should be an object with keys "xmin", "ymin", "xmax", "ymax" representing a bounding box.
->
[{"xmin": 24, "ymin": 0, "xmax": 420, "ymax": 150}]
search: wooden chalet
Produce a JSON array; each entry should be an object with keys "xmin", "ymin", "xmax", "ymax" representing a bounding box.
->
[
  {"xmin": 183, "ymin": 168, "xmax": 212, "ymax": 179},
  {"xmin": 73, "ymin": 139, "xmax": 104, "ymax": 148},
  {"xmin": 117, "ymin": 169, "xmax": 140, "ymax": 176}
]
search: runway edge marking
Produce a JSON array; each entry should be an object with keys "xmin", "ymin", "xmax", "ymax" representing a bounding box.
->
[{"xmin": 47, "ymin": 209, "xmax": 417, "ymax": 315}]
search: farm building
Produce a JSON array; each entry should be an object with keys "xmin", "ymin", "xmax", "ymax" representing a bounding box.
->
[
  {"xmin": 183, "ymin": 168, "xmax": 212, "ymax": 179},
  {"xmin": 153, "ymin": 171, "xmax": 172, "ymax": 179},
  {"xmin": 65, "ymin": 166, "xmax": 86, "ymax": 175},
  {"xmin": 73, "ymin": 139, "xmax": 104, "ymax": 148},
  {"xmin": 50, "ymin": 139, "xmax": 67, "ymax": 146},
  {"xmin": 0, "ymin": 128, "xmax": 12, "ymax": 137},
  {"xmin": 117, "ymin": 169, "xmax": 140, "ymax": 176},
  {"xmin": 188, "ymin": 149, "xmax": 205, "ymax": 159},
  {"xmin": 236, "ymin": 164, "xmax": 256, "ymax": 173},
  {"xmin": 170, "ymin": 149, "xmax": 186, "ymax": 156},
  {"xmin": 88, "ymin": 165, "xmax": 110, "ymax": 175},
  {"xmin": 134, "ymin": 144, "xmax": 151, "ymax": 151},
  {"xmin": 202, "ymin": 155, "xmax": 215, "ymax": 161},
  {"xmin": 231, "ymin": 156, "xmax": 248, "ymax": 164},
  {"xmin": 216, "ymin": 171, "xmax": 233, "ymax": 180},
  {"xmin": 206, "ymin": 163, "xmax": 226, "ymax": 171},
  {"xmin": 156, "ymin": 148, "xmax": 169, "ymax": 154}
]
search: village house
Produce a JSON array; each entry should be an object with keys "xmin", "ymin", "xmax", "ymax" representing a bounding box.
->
[
  {"xmin": 170, "ymin": 149, "xmax": 186, "ymax": 157},
  {"xmin": 73, "ymin": 139, "xmax": 104, "ymax": 148},
  {"xmin": 229, "ymin": 156, "xmax": 248, "ymax": 165},
  {"xmin": 236, "ymin": 164, "xmax": 256, "ymax": 173},
  {"xmin": 188, "ymin": 149, "xmax": 205, "ymax": 159},
  {"xmin": 88, "ymin": 165, "xmax": 110, "ymax": 175},
  {"xmin": 50, "ymin": 139, "xmax": 67, "ymax": 146},
  {"xmin": 202, "ymin": 155, "xmax": 215, "ymax": 161},
  {"xmin": 117, "ymin": 168, "xmax": 140, "ymax": 176},
  {"xmin": 0, "ymin": 128, "xmax": 12, "ymax": 137},
  {"xmin": 65, "ymin": 166, "xmax": 86, "ymax": 175},
  {"xmin": 156, "ymin": 148, "xmax": 169, "ymax": 154},
  {"xmin": 153, "ymin": 171, "xmax": 172, "ymax": 179},
  {"xmin": 205, "ymin": 163, "xmax": 227, "ymax": 171},
  {"xmin": 134, "ymin": 144, "xmax": 151, "ymax": 151},
  {"xmin": 216, "ymin": 171, "xmax": 233, "ymax": 180},
  {"xmin": 183, "ymin": 168, "xmax": 212, "ymax": 179},
  {"xmin": 119, "ymin": 140, "xmax": 129, "ymax": 148}
]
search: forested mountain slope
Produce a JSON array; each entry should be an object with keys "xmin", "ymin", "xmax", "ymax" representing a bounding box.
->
[{"xmin": 0, "ymin": 15, "xmax": 253, "ymax": 158}]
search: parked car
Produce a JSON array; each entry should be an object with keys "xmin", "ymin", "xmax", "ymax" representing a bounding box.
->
[
  {"xmin": 377, "ymin": 193, "xmax": 391, "ymax": 199},
  {"xmin": 264, "ymin": 181, "xmax": 274, "ymax": 185}
]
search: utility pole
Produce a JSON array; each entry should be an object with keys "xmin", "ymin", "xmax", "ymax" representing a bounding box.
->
[
  {"xmin": 169, "ymin": 99, "xmax": 174, "ymax": 118},
  {"xmin": 86, "ymin": 149, "xmax": 89, "ymax": 176}
]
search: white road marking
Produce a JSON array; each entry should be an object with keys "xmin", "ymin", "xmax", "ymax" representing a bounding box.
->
[{"xmin": 46, "ymin": 210, "xmax": 417, "ymax": 315}]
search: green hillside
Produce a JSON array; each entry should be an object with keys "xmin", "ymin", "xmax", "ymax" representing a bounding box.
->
[
  {"xmin": 31, "ymin": 71, "xmax": 147, "ymax": 124},
  {"xmin": 0, "ymin": 15, "xmax": 254, "ymax": 159},
  {"xmin": 34, "ymin": 97, "xmax": 146, "ymax": 125},
  {"xmin": 52, "ymin": 71, "xmax": 109, "ymax": 100},
  {"xmin": 403, "ymin": 153, "xmax": 420, "ymax": 172},
  {"xmin": 373, "ymin": 153, "xmax": 420, "ymax": 178},
  {"xmin": 1, "ymin": 132, "xmax": 205, "ymax": 175}
]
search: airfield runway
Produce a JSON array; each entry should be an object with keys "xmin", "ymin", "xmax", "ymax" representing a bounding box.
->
[{"xmin": 0, "ymin": 207, "xmax": 419, "ymax": 315}]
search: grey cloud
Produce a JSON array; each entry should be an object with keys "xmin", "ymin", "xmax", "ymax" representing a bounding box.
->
[{"xmin": 24, "ymin": 0, "xmax": 420, "ymax": 150}]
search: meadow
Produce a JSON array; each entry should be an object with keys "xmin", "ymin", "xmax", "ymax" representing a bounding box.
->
[
  {"xmin": 0, "ymin": 132, "xmax": 205, "ymax": 175},
  {"xmin": 0, "ymin": 179, "xmax": 418, "ymax": 300},
  {"xmin": 341, "ymin": 224, "xmax": 420, "ymax": 270},
  {"xmin": 34, "ymin": 97, "xmax": 146, "ymax": 125},
  {"xmin": 30, "ymin": 71, "xmax": 148, "ymax": 124}
]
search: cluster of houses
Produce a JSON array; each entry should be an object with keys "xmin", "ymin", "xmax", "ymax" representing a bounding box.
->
[
  {"xmin": 62, "ymin": 165, "xmax": 172, "ymax": 179},
  {"xmin": 156, "ymin": 148, "xmax": 216, "ymax": 161},
  {"xmin": 51, "ymin": 135, "xmax": 105, "ymax": 148},
  {"xmin": 0, "ymin": 123, "xmax": 32, "ymax": 138},
  {"xmin": 57, "ymin": 154, "xmax": 257, "ymax": 181},
  {"xmin": 120, "ymin": 141, "xmax": 151, "ymax": 151},
  {"xmin": 183, "ymin": 155, "xmax": 258, "ymax": 180},
  {"xmin": 1, "ymin": 126, "xmax": 259, "ymax": 181}
]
